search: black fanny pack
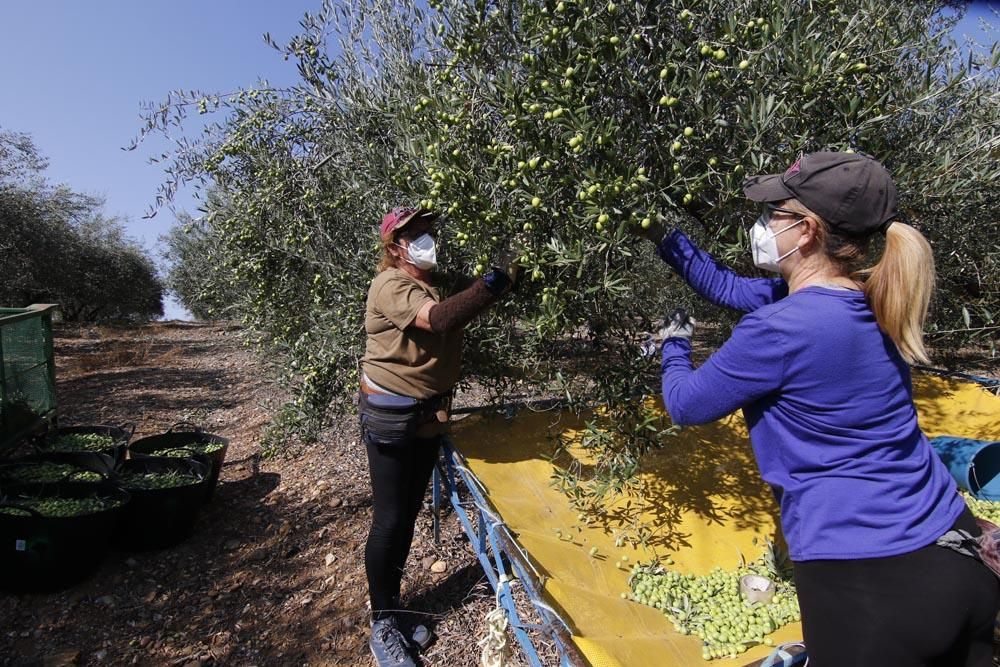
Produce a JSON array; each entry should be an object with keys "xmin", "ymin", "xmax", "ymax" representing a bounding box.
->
[
  {"xmin": 935, "ymin": 507, "xmax": 1000, "ymax": 580},
  {"xmin": 358, "ymin": 389, "xmax": 448, "ymax": 446}
]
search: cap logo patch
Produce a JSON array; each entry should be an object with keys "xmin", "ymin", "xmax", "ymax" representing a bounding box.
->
[{"xmin": 784, "ymin": 157, "xmax": 802, "ymax": 179}]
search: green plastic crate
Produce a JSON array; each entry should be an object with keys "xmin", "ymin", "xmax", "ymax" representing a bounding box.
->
[{"xmin": 0, "ymin": 304, "xmax": 58, "ymax": 451}]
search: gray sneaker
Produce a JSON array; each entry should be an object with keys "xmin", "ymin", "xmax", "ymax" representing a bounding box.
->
[{"xmin": 369, "ymin": 616, "xmax": 416, "ymax": 667}]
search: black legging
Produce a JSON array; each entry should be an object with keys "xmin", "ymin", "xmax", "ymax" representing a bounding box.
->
[
  {"xmin": 793, "ymin": 507, "xmax": 999, "ymax": 666},
  {"xmin": 364, "ymin": 435, "xmax": 442, "ymax": 620}
]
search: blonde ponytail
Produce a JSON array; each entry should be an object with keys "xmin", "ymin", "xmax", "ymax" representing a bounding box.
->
[{"xmin": 856, "ymin": 222, "xmax": 935, "ymax": 365}]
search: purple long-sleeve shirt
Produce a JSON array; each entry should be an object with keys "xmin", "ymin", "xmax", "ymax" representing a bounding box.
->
[{"xmin": 656, "ymin": 229, "xmax": 963, "ymax": 561}]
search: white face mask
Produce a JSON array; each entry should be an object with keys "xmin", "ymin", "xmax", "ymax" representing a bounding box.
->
[
  {"xmin": 750, "ymin": 215, "xmax": 804, "ymax": 273},
  {"xmin": 397, "ymin": 233, "xmax": 437, "ymax": 270}
]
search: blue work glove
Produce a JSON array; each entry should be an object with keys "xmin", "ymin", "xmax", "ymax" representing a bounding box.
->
[
  {"xmin": 629, "ymin": 218, "xmax": 669, "ymax": 245},
  {"xmin": 481, "ymin": 248, "xmax": 521, "ymax": 297}
]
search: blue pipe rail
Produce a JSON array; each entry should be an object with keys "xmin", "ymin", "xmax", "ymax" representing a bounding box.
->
[{"xmin": 433, "ymin": 439, "xmax": 581, "ymax": 667}]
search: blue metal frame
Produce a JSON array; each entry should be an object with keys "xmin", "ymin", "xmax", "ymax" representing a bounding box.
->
[{"xmin": 433, "ymin": 439, "xmax": 581, "ymax": 667}]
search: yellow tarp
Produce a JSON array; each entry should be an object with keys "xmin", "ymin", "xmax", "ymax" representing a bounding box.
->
[{"xmin": 450, "ymin": 372, "xmax": 1000, "ymax": 667}]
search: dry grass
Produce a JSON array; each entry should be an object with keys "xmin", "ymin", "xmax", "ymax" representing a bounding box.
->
[
  {"xmin": 60, "ymin": 340, "xmax": 151, "ymax": 375},
  {"xmin": 151, "ymin": 344, "xmax": 187, "ymax": 367},
  {"xmin": 55, "ymin": 328, "xmax": 194, "ymax": 378}
]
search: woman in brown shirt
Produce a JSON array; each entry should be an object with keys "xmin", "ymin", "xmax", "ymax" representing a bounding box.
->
[{"xmin": 359, "ymin": 206, "xmax": 516, "ymax": 667}]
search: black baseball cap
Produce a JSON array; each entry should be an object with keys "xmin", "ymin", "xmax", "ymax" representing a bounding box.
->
[{"xmin": 742, "ymin": 151, "xmax": 898, "ymax": 236}]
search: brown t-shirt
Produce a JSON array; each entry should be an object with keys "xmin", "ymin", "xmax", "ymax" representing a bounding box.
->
[{"xmin": 361, "ymin": 268, "xmax": 462, "ymax": 399}]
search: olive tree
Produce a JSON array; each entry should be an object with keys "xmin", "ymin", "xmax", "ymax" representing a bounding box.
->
[{"xmin": 144, "ymin": 1, "xmax": 998, "ymax": 500}]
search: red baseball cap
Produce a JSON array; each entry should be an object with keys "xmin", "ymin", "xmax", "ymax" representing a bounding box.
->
[{"xmin": 380, "ymin": 207, "xmax": 438, "ymax": 240}]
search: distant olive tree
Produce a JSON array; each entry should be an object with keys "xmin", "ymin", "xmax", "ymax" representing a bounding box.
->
[
  {"xmin": 161, "ymin": 206, "xmax": 244, "ymax": 321},
  {"xmin": 0, "ymin": 129, "xmax": 164, "ymax": 321},
  {"xmin": 0, "ymin": 128, "xmax": 47, "ymax": 182}
]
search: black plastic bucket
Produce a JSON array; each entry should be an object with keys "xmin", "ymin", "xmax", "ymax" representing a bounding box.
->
[
  {"xmin": 112, "ymin": 457, "xmax": 210, "ymax": 551},
  {"xmin": 0, "ymin": 481, "xmax": 129, "ymax": 592},
  {"xmin": 25, "ymin": 450, "xmax": 118, "ymax": 477},
  {"xmin": 0, "ymin": 453, "xmax": 113, "ymax": 485},
  {"xmin": 35, "ymin": 424, "xmax": 135, "ymax": 467},
  {"xmin": 128, "ymin": 422, "xmax": 228, "ymax": 500}
]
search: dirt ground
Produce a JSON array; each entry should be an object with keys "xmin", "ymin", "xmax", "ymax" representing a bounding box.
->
[
  {"xmin": 0, "ymin": 322, "xmax": 544, "ymax": 667},
  {"xmin": 1, "ymin": 322, "xmax": 997, "ymax": 667}
]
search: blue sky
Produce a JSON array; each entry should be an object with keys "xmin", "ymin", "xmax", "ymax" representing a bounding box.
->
[
  {"xmin": 1, "ymin": 1, "xmax": 317, "ymax": 319},
  {"xmin": 1, "ymin": 2, "xmax": 997, "ymax": 320}
]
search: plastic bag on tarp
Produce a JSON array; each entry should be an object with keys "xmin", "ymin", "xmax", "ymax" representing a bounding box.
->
[{"xmin": 930, "ymin": 436, "xmax": 1000, "ymax": 501}]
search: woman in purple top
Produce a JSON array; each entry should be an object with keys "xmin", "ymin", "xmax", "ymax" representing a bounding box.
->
[{"xmin": 637, "ymin": 152, "xmax": 998, "ymax": 666}]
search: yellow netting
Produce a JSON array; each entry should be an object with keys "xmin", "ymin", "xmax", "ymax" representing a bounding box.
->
[{"xmin": 450, "ymin": 372, "xmax": 1000, "ymax": 667}]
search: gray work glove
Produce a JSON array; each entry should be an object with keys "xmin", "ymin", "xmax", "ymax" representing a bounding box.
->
[
  {"xmin": 640, "ymin": 308, "xmax": 696, "ymax": 357},
  {"xmin": 659, "ymin": 308, "xmax": 695, "ymax": 341}
]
